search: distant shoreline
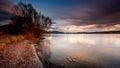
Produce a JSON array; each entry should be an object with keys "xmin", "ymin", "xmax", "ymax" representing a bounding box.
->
[
  {"xmin": 50, "ymin": 33, "xmax": 120, "ymax": 34},
  {"xmin": 49, "ymin": 31, "xmax": 120, "ymax": 34}
]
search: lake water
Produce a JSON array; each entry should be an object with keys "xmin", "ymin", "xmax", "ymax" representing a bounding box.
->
[{"xmin": 39, "ymin": 34, "xmax": 120, "ymax": 68}]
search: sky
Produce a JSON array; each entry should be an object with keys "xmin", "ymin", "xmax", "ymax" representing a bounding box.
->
[{"xmin": 0, "ymin": 0, "xmax": 120, "ymax": 32}]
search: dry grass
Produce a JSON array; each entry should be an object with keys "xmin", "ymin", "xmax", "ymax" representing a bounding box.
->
[{"xmin": 0, "ymin": 34, "xmax": 25, "ymax": 45}]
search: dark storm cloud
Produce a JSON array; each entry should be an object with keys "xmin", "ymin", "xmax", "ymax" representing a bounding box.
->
[
  {"xmin": 1, "ymin": 0, "xmax": 120, "ymax": 28},
  {"xmin": 56, "ymin": 0, "xmax": 120, "ymax": 27},
  {"xmin": 0, "ymin": 10, "xmax": 12, "ymax": 21},
  {"xmin": 0, "ymin": 0, "xmax": 14, "ymax": 21}
]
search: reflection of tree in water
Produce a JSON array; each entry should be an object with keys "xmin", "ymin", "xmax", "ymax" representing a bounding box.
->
[
  {"xmin": 40, "ymin": 38, "xmax": 51, "ymax": 60},
  {"xmin": 34, "ymin": 36, "xmax": 57, "ymax": 68},
  {"xmin": 35, "ymin": 37, "xmax": 99, "ymax": 68}
]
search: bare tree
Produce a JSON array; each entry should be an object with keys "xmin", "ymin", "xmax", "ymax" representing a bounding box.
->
[{"xmin": 10, "ymin": 2, "xmax": 53, "ymax": 37}]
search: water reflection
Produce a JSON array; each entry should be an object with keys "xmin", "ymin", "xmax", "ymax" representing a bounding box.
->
[{"xmin": 39, "ymin": 34, "xmax": 120, "ymax": 68}]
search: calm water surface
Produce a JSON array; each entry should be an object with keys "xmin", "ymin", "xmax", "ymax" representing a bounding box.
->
[{"xmin": 39, "ymin": 34, "xmax": 120, "ymax": 68}]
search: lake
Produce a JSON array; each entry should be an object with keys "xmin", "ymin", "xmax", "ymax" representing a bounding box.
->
[{"xmin": 38, "ymin": 34, "xmax": 120, "ymax": 68}]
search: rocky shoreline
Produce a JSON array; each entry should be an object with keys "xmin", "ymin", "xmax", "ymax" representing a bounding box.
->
[{"xmin": 0, "ymin": 39, "xmax": 43, "ymax": 68}]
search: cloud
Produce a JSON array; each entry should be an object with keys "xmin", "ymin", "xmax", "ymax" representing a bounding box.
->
[
  {"xmin": 55, "ymin": 0, "xmax": 120, "ymax": 28},
  {"xmin": 0, "ymin": 0, "xmax": 14, "ymax": 21}
]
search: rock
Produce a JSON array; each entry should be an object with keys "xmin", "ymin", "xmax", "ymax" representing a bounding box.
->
[{"xmin": 67, "ymin": 56, "xmax": 79, "ymax": 62}]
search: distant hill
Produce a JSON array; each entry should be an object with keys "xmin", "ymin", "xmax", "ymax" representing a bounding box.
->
[
  {"xmin": 49, "ymin": 31, "xmax": 120, "ymax": 34},
  {"xmin": 49, "ymin": 31, "xmax": 64, "ymax": 34},
  {"xmin": 0, "ymin": 24, "xmax": 9, "ymax": 33},
  {"xmin": 77, "ymin": 31, "xmax": 120, "ymax": 34}
]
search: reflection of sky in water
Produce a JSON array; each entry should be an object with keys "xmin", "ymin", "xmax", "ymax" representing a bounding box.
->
[{"xmin": 43, "ymin": 34, "xmax": 120, "ymax": 68}]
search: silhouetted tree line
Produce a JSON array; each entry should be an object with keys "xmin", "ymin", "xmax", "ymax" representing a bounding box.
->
[{"xmin": 6, "ymin": 2, "xmax": 52, "ymax": 38}]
